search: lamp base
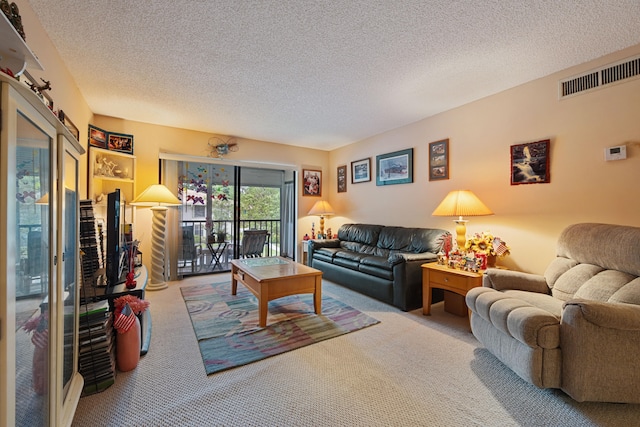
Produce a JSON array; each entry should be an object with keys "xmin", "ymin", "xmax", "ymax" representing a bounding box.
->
[
  {"xmin": 148, "ymin": 206, "xmax": 169, "ymax": 291},
  {"xmin": 454, "ymin": 219, "xmax": 468, "ymax": 250},
  {"xmin": 146, "ymin": 281, "xmax": 168, "ymax": 291}
]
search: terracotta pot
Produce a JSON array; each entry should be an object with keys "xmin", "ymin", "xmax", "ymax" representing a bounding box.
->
[{"xmin": 116, "ymin": 315, "xmax": 141, "ymax": 372}]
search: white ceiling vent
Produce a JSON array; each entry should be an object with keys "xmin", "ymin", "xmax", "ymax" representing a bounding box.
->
[{"xmin": 559, "ymin": 54, "xmax": 640, "ymax": 99}]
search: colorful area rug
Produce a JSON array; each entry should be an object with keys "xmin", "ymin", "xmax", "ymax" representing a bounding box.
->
[{"xmin": 180, "ymin": 281, "xmax": 380, "ymax": 374}]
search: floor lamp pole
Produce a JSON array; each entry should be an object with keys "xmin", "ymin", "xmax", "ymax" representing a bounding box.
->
[{"xmin": 148, "ymin": 206, "xmax": 169, "ymax": 291}]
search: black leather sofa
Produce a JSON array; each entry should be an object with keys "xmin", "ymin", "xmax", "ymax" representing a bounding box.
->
[{"xmin": 307, "ymin": 223, "xmax": 450, "ymax": 311}]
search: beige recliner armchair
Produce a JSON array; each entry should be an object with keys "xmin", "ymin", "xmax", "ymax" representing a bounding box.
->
[{"xmin": 466, "ymin": 223, "xmax": 640, "ymax": 403}]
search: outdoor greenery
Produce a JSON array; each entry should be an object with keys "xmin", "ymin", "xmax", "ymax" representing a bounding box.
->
[{"xmin": 239, "ymin": 186, "xmax": 280, "ymax": 220}]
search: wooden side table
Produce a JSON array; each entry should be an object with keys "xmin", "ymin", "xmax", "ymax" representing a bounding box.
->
[{"xmin": 422, "ymin": 262, "xmax": 483, "ymax": 318}]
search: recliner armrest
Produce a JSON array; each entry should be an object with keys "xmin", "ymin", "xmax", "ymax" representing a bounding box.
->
[
  {"xmin": 483, "ymin": 268, "xmax": 550, "ymax": 294},
  {"xmin": 563, "ymin": 299, "xmax": 640, "ymax": 331}
]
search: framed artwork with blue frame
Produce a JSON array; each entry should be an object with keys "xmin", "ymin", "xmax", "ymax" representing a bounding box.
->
[{"xmin": 376, "ymin": 148, "xmax": 413, "ymax": 186}]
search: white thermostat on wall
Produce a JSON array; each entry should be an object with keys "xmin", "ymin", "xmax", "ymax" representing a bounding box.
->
[{"xmin": 604, "ymin": 145, "xmax": 627, "ymax": 161}]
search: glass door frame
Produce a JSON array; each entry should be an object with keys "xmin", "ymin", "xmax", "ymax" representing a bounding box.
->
[{"xmin": 162, "ymin": 154, "xmax": 297, "ymax": 278}]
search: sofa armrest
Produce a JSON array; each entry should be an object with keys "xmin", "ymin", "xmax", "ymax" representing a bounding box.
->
[
  {"xmin": 483, "ymin": 268, "xmax": 550, "ymax": 294},
  {"xmin": 562, "ymin": 299, "xmax": 640, "ymax": 331},
  {"xmin": 307, "ymin": 239, "xmax": 340, "ymax": 266},
  {"xmin": 308, "ymin": 239, "xmax": 340, "ymax": 250}
]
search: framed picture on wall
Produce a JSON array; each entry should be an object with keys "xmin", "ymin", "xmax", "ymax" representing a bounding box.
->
[
  {"xmin": 428, "ymin": 139, "xmax": 449, "ymax": 181},
  {"xmin": 351, "ymin": 158, "xmax": 371, "ymax": 183},
  {"xmin": 337, "ymin": 165, "xmax": 347, "ymax": 193},
  {"xmin": 58, "ymin": 110, "xmax": 79, "ymax": 141},
  {"xmin": 510, "ymin": 139, "xmax": 550, "ymax": 185},
  {"xmin": 302, "ymin": 169, "xmax": 322, "ymax": 196},
  {"xmin": 88, "ymin": 125, "xmax": 108, "ymax": 149},
  {"xmin": 376, "ymin": 148, "xmax": 413, "ymax": 186},
  {"xmin": 108, "ymin": 132, "xmax": 134, "ymax": 154}
]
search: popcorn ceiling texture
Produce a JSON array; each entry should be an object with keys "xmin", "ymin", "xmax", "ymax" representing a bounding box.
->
[{"xmin": 28, "ymin": 0, "xmax": 640, "ymax": 149}]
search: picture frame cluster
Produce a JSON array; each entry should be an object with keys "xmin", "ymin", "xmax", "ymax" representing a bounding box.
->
[
  {"xmin": 89, "ymin": 124, "xmax": 134, "ymax": 155},
  {"xmin": 306, "ymin": 136, "xmax": 550, "ymax": 196}
]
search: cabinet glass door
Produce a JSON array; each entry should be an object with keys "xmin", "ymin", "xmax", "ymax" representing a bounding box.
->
[
  {"xmin": 58, "ymin": 137, "xmax": 81, "ymax": 418},
  {"xmin": 14, "ymin": 111, "xmax": 53, "ymax": 426}
]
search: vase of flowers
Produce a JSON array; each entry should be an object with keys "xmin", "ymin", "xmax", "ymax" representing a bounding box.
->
[
  {"xmin": 113, "ymin": 295, "xmax": 150, "ymax": 372},
  {"xmin": 465, "ymin": 231, "xmax": 510, "ymax": 268}
]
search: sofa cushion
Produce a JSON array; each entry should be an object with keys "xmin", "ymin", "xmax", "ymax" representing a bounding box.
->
[
  {"xmin": 574, "ymin": 270, "xmax": 639, "ymax": 303},
  {"xmin": 341, "ymin": 241, "xmax": 389, "ymax": 257},
  {"xmin": 333, "ymin": 257, "xmax": 361, "ymax": 271},
  {"xmin": 609, "ymin": 277, "xmax": 640, "ymax": 305},
  {"xmin": 360, "ymin": 255, "xmax": 393, "ymax": 270},
  {"xmin": 338, "ymin": 224, "xmax": 383, "ymax": 246},
  {"xmin": 552, "ymin": 264, "xmax": 603, "ymax": 302},
  {"xmin": 315, "ymin": 247, "xmax": 341, "ymax": 258},
  {"xmin": 469, "ymin": 288, "xmax": 560, "ymax": 349},
  {"xmin": 557, "ymin": 223, "xmax": 640, "ymax": 277},
  {"xmin": 503, "ymin": 290, "xmax": 563, "ymax": 317},
  {"xmin": 359, "ymin": 264, "xmax": 394, "ymax": 280},
  {"xmin": 377, "ymin": 227, "xmax": 447, "ymax": 254},
  {"xmin": 335, "ymin": 250, "xmax": 367, "ymax": 263}
]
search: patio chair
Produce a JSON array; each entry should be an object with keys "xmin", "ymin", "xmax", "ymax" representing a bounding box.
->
[
  {"xmin": 179, "ymin": 226, "xmax": 203, "ymax": 272},
  {"xmin": 240, "ymin": 229, "xmax": 269, "ymax": 258}
]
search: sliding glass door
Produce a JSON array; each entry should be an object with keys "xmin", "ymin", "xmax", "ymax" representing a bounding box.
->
[{"xmin": 172, "ymin": 160, "xmax": 295, "ymax": 276}]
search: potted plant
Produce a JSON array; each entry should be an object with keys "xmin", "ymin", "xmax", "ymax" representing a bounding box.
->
[
  {"xmin": 216, "ymin": 227, "xmax": 227, "ymax": 243},
  {"xmin": 205, "ymin": 219, "xmax": 216, "ymax": 244}
]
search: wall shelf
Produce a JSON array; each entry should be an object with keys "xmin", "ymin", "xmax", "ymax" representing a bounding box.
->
[
  {"xmin": 0, "ymin": 12, "xmax": 43, "ymax": 76},
  {"xmin": 88, "ymin": 147, "xmax": 137, "ymax": 204}
]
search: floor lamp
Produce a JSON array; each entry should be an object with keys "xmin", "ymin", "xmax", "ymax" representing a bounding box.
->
[
  {"xmin": 131, "ymin": 184, "xmax": 181, "ymax": 291},
  {"xmin": 432, "ymin": 190, "xmax": 493, "ymax": 250}
]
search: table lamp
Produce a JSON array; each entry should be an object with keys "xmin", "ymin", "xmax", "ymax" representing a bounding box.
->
[
  {"xmin": 131, "ymin": 184, "xmax": 181, "ymax": 290},
  {"xmin": 308, "ymin": 200, "xmax": 335, "ymax": 237},
  {"xmin": 432, "ymin": 190, "xmax": 493, "ymax": 249}
]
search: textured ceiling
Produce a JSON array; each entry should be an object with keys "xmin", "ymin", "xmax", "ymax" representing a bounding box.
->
[{"xmin": 27, "ymin": 1, "xmax": 640, "ymax": 150}]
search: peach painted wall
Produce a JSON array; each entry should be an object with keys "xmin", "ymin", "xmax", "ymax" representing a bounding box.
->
[
  {"xmin": 327, "ymin": 44, "xmax": 640, "ymax": 274},
  {"xmin": 92, "ymin": 116, "xmax": 330, "ymax": 263},
  {"xmin": 18, "ymin": 5, "xmax": 640, "ymax": 276},
  {"xmin": 18, "ymin": 1, "xmax": 94, "ymax": 195}
]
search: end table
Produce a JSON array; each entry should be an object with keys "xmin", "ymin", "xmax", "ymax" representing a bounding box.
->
[{"xmin": 422, "ymin": 262, "xmax": 483, "ymax": 319}]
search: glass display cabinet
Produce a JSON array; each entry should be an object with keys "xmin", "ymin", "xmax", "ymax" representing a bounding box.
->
[{"xmin": 1, "ymin": 72, "xmax": 84, "ymax": 426}]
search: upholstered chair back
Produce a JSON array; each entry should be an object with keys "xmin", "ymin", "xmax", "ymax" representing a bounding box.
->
[{"xmin": 543, "ymin": 223, "xmax": 640, "ymax": 304}]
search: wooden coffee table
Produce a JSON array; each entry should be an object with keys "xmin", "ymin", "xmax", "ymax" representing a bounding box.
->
[{"xmin": 230, "ymin": 256, "xmax": 323, "ymax": 327}]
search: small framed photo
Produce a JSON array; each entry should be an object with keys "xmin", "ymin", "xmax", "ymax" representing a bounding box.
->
[
  {"xmin": 510, "ymin": 139, "xmax": 550, "ymax": 185},
  {"xmin": 302, "ymin": 169, "xmax": 322, "ymax": 197},
  {"xmin": 337, "ymin": 165, "xmax": 347, "ymax": 193},
  {"xmin": 88, "ymin": 125, "xmax": 108, "ymax": 149},
  {"xmin": 108, "ymin": 132, "xmax": 134, "ymax": 154},
  {"xmin": 351, "ymin": 158, "xmax": 371, "ymax": 183},
  {"xmin": 58, "ymin": 110, "xmax": 79, "ymax": 141},
  {"xmin": 376, "ymin": 148, "xmax": 413, "ymax": 186},
  {"xmin": 428, "ymin": 139, "xmax": 449, "ymax": 181}
]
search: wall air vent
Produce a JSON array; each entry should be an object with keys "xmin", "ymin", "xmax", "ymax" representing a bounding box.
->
[{"xmin": 559, "ymin": 54, "xmax": 640, "ymax": 99}]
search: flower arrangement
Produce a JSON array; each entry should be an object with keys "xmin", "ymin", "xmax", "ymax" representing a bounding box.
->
[
  {"xmin": 113, "ymin": 295, "xmax": 149, "ymax": 334},
  {"xmin": 465, "ymin": 231, "xmax": 510, "ymax": 257},
  {"xmin": 114, "ymin": 295, "xmax": 149, "ymax": 316}
]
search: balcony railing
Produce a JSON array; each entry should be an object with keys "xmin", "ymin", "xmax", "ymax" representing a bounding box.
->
[{"xmin": 178, "ymin": 219, "xmax": 281, "ymax": 275}]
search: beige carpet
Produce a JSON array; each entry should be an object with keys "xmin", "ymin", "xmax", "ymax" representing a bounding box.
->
[{"xmin": 72, "ymin": 273, "xmax": 640, "ymax": 426}]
